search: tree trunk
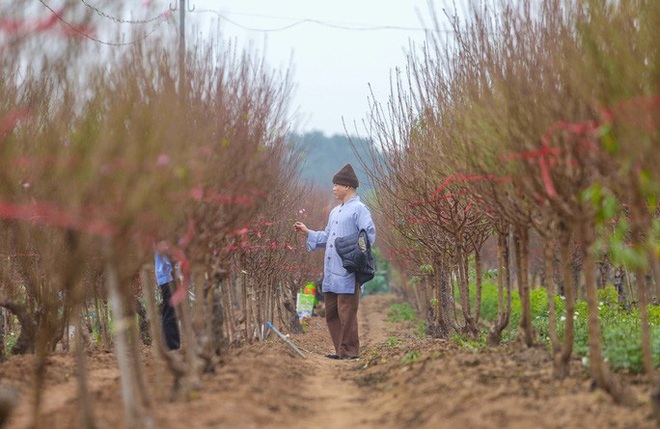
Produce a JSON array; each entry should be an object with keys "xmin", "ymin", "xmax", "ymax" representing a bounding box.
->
[
  {"xmin": 192, "ymin": 270, "xmax": 214, "ymax": 373},
  {"xmin": 634, "ymin": 269, "xmax": 654, "ymax": 377},
  {"xmin": 544, "ymin": 233, "xmax": 559, "ymax": 354},
  {"xmin": 242, "ymin": 270, "xmax": 249, "ymax": 341},
  {"xmin": 456, "ymin": 244, "xmax": 477, "ymax": 335},
  {"xmin": 411, "ymin": 278, "xmax": 423, "ymax": 316},
  {"xmin": 74, "ymin": 303, "xmax": 98, "ymax": 429},
  {"xmin": 581, "ymin": 223, "xmax": 633, "ymax": 405},
  {"xmin": 650, "ymin": 255, "xmax": 660, "ymax": 303},
  {"xmin": 613, "ymin": 266, "xmax": 627, "ymax": 304},
  {"xmin": 474, "ymin": 250, "xmax": 483, "ymax": 324},
  {"xmin": 125, "ymin": 291, "xmax": 152, "ymax": 417},
  {"xmin": 597, "ymin": 259, "xmax": 611, "ymax": 289},
  {"xmin": 134, "ymin": 297, "xmax": 151, "ymax": 346},
  {"xmin": 106, "ymin": 258, "xmax": 143, "ymax": 429},
  {"xmin": 175, "ymin": 274, "xmax": 201, "ymax": 395},
  {"xmin": 451, "ymin": 270, "xmax": 459, "ymax": 325},
  {"xmin": 488, "ymin": 229, "xmax": 511, "ymax": 346},
  {"xmin": 629, "ymin": 194, "xmax": 656, "ymax": 378},
  {"xmin": 212, "ymin": 279, "xmax": 226, "ymax": 356},
  {"xmin": 140, "ymin": 268, "xmax": 187, "ymax": 400},
  {"xmin": 554, "ymin": 222, "xmax": 576, "ymax": 379},
  {"xmin": 94, "ymin": 277, "xmax": 111, "ymax": 349},
  {"xmin": 0, "ymin": 309, "xmax": 4, "ymax": 361},
  {"xmin": 0, "ymin": 294, "xmax": 34, "ymax": 355},
  {"xmin": 440, "ymin": 263, "xmax": 455, "ymax": 332},
  {"xmin": 254, "ymin": 285, "xmax": 264, "ymax": 341},
  {"xmin": 265, "ymin": 277, "xmax": 272, "ymax": 337},
  {"xmin": 514, "ymin": 225, "xmax": 534, "ymax": 346},
  {"xmin": 281, "ymin": 284, "xmax": 303, "ymax": 334},
  {"xmin": 32, "ymin": 306, "xmax": 51, "ymax": 429},
  {"xmin": 426, "ymin": 259, "xmax": 450, "ymax": 338},
  {"xmin": 223, "ymin": 271, "xmax": 236, "ymax": 343}
]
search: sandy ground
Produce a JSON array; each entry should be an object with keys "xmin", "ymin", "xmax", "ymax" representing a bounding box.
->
[{"xmin": 1, "ymin": 294, "xmax": 657, "ymax": 428}]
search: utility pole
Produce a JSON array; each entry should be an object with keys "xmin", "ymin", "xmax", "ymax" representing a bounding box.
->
[
  {"xmin": 177, "ymin": 0, "xmax": 185, "ymax": 95},
  {"xmin": 170, "ymin": 0, "xmax": 195, "ymax": 95}
]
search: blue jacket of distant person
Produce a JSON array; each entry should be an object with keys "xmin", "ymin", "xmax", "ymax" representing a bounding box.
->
[{"xmin": 154, "ymin": 252, "xmax": 173, "ymax": 287}]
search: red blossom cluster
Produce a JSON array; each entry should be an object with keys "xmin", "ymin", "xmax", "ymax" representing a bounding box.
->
[
  {"xmin": 0, "ymin": 7, "xmax": 95, "ymax": 39},
  {"xmin": 502, "ymin": 95, "xmax": 659, "ymax": 200}
]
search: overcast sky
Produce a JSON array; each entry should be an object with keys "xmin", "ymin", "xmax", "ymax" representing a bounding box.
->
[
  {"xmin": 16, "ymin": 1, "xmax": 463, "ymax": 136},
  {"xmin": 11, "ymin": 1, "xmax": 466, "ymax": 136},
  {"xmin": 180, "ymin": 0, "xmax": 460, "ymax": 136}
]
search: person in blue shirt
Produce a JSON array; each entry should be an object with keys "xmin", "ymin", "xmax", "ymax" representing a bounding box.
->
[
  {"xmin": 294, "ymin": 164, "xmax": 376, "ymax": 360},
  {"xmin": 154, "ymin": 251, "xmax": 180, "ymax": 350}
]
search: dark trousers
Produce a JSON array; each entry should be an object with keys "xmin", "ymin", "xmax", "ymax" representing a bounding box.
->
[
  {"xmin": 160, "ymin": 281, "xmax": 180, "ymax": 350},
  {"xmin": 325, "ymin": 281, "xmax": 360, "ymax": 357}
]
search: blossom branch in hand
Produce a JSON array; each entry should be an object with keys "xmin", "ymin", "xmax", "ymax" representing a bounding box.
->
[{"xmin": 293, "ymin": 221, "xmax": 309, "ymax": 235}]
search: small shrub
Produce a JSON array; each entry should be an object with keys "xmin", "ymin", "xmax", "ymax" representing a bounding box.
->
[
  {"xmin": 647, "ymin": 303, "xmax": 660, "ymax": 325},
  {"xmin": 364, "ymin": 347, "xmax": 380, "ymax": 362},
  {"xmin": 451, "ymin": 332, "xmax": 486, "ymax": 350},
  {"xmin": 414, "ymin": 320, "xmax": 426, "ymax": 339},
  {"xmin": 529, "ymin": 288, "xmax": 549, "ymax": 318},
  {"xmin": 388, "ymin": 302, "xmax": 416, "ymax": 323},
  {"xmin": 601, "ymin": 318, "xmax": 644, "ymax": 371},
  {"xmin": 5, "ymin": 331, "xmax": 17, "ymax": 355},
  {"xmin": 476, "ymin": 280, "xmax": 500, "ymax": 322},
  {"xmin": 466, "ymin": 279, "xmax": 659, "ymax": 372},
  {"xmin": 401, "ymin": 351, "xmax": 420, "ymax": 364},
  {"xmin": 386, "ymin": 337, "xmax": 402, "ymax": 348}
]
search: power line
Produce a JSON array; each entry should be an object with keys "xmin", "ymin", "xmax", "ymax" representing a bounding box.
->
[
  {"xmin": 195, "ymin": 9, "xmax": 452, "ymax": 33},
  {"xmin": 80, "ymin": 0, "xmax": 170, "ymax": 25},
  {"xmin": 37, "ymin": 0, "xmax": 170, "ymax": 46}
]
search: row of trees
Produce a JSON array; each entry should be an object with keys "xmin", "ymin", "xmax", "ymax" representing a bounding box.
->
[
  {"xmin": 1, "ymin": 0, "xmax": 657, "ymax": 425},
  {"xmin": 364, "ymin": 0, "xmax": 658, "ymax": 407},
  {"xmin": 0, "ymin": 3, "xmax": 333, "ymax": 427}
]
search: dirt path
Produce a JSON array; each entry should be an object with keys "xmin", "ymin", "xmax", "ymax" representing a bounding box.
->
[
  {"xmin": 266, "ymin": 294, "xmax": 655, "ymax": 429},
  {"xmin": 1, "ymin": 294, "xmax": 657, "ymax": 428},
  {"xmin": 281, "ymin": 293, "xmax": 395, "ymax": 429},
  {"xmin": 9, "ymin": 366, "xmax": 119, "ymax": 428}
]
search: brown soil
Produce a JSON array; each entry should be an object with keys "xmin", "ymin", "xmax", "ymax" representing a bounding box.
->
[{"xmin": 1, "ymin": 294, "xmax": 656, "ymax": 428}]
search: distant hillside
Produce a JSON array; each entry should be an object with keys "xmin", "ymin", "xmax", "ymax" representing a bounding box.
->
[{"xmin": 289, "ymin": 131, "xmax": 375, "ymax": 193}]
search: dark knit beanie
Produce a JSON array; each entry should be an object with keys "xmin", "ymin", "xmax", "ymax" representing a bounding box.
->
[{"xmin": 332, "ymin": 163, "xmax": 359, "ymax": 188}]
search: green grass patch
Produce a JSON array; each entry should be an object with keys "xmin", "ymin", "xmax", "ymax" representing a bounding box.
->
[
  {"xmin": 401, "ymin": 351, "xmax": 420, "ymax": 364},
  {"xmin": 473, "ymin": 281, "xmax": 660, "ymax": 373},
  {"xmin": 386, "ymin": 337, "xmax": 402, "ymax": 348},
  {"xmin": 388, "ymin": 302, "xmax": 417, "ymax": 323}
]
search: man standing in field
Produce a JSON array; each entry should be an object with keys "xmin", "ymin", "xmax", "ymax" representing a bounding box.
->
[{"xmin": 294, "ymin": 164, "xmax": 376, "ymax": 360}]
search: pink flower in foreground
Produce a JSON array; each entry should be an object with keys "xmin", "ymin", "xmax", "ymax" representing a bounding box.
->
[
  {"xmin": 157, "ymin": 153, "xmax": 170, "ymax": 166},
  {"xmin": 190, "ymin": 186, "xmax": 203, "ymax": 201}
]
